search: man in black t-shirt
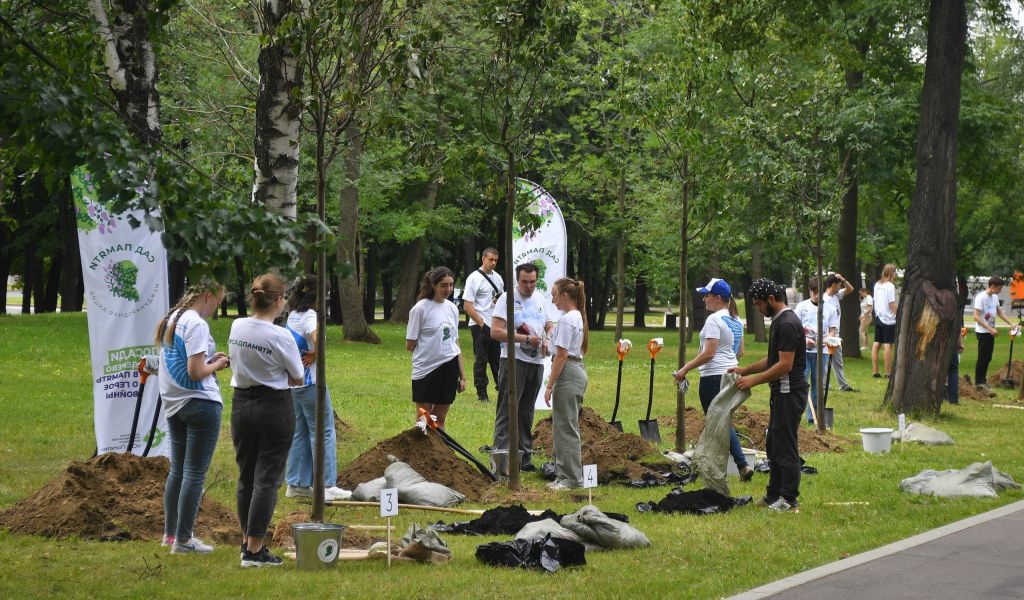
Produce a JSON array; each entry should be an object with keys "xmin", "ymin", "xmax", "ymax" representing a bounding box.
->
[{"xmin": 732, "ymin": 279, "xmax": 807, "ymax": 512}]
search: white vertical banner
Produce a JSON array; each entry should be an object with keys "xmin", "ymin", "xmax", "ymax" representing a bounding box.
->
[
  {"xmin": 72, "ymin": 167, "xmax": 171, "ymax": 456},
  {"xmin": 512, "ymin": 179, "xmax": 567, "ymax": 411}
]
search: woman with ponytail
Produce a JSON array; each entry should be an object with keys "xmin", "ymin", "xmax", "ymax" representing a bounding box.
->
[
  {"xmin": 228, "ymin": 274, "xmax": 304, "ymax": 568},
  {"xmin": 405, "ymin": 267, "xmax": 466, "ymax": 429},
  {"xmin": 543, "ymin": 278, "xmax": 589, "ymax": 490},
  {"xmin": 156, "ymin": 280, "xmax": 229, "ymax": 555}
]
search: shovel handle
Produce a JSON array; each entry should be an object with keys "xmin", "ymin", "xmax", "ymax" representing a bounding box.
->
[{"xmin": 417, "ymin": 407, "xmax": 439, "ymax": 430}]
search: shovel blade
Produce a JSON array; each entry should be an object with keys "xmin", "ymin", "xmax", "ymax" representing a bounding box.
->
[
  {"xmin": 639, "ymin": 420, "xmax": 661, "ymax": 444},
  {"xmin": 610, "ymin": 420, "xmax": 623, "ymax": 432}
]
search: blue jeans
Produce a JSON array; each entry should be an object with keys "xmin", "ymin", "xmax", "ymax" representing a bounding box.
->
[
  {"xmin": 699, "ymin": 375, "xmax": 748, "ymax": 469},
  {"xmin": 947, "ymin": 352, "xmax": 960, "ymax": 403},
  {"xmin": 285, "ymin": 385, "xmax": 338, "ymax": 487},
  {"xmin": 804, "ymin": 354, "xmax": 830, "ymax": 422},
  {"xmin": 164, "ymin": 398, "xmax": 222, "ymax": 541}
]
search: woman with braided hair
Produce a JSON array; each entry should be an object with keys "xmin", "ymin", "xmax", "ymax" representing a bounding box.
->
[
  {"xmin": 228, "ymin": 274, "xmax": 304, "ymax": 568},
  {"xmin": 156, "ymin": 280, "xmax": 230, "ymax": 555},
  {"xmin": 543, "ymin": 277, "xmax": 589, "ymax": 490}
]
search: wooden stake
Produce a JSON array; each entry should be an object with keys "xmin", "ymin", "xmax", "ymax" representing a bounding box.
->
[{"xmin": 327, "ymin": 500, "xmax": 545, "ymax": 516}]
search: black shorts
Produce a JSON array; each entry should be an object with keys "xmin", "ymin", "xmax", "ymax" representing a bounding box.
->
[
  {"xmin": 874, "ymin": 319, "xmax": 896, "ymax": 344},
  {"xmin": 412, "ymin": 356, "xmax": 460, "ymax": 405}
]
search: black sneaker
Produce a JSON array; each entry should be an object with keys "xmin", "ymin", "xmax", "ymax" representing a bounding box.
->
[
  {"xmin": 477, "ymin": 391, "xmax": 490, "ymax": 402},
  {"xmin": 872, "ymin": 373, "xmax": 882, "ymax": 378},
  {"xmin": 520, "ymin": 461, "xmax": 537, "ymax": 473},
  {"xmin": 241, "ymin": 546, "xmax": 283, "ymax": 568}
]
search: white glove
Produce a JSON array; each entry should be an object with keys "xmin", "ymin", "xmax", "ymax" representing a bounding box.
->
[{"xmin": 617, "ymin": 338, "xmax": 633, "ymax": 354}]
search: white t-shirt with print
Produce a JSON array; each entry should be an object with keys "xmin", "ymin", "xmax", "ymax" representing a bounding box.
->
[
  {"xmin": 824, "ymin": 288, "xmax": 845, "ymax": 317},
  {"xmin": 550, "ymin": 309, "xmax": 585, "ymax": 360},
  {"xmin": 493, "ymin": 288, "xmax": 551, "ymax": 365},
  {"xmin": 860, "ymin": 294, "xmax": 874, "ymax": 318},
  {"xmin": 973, "ymin": 290, "xmax": 1000, "ymax": 333},
  {"xmin": 158, "ymin": 309, "xmax": 222, "ymax": 418},
  {"xmin": 286, "ymin": 309, "xmax": 318, "ymax": 387},
  {"xmin": 406, "ymin": 298, "xmax": 461, "ymax": 380},
  {"xmin": 795, "ymin": 298, "xmax": 839, "ymax": 354},
  {"xmin": 874, "ymin": 281, "xmax": 897, "ymax": 325},
  {"xmin": 463, "ymin": 269, "xmax": 504, "ymax": 328},
  {"xmin": 698, "ymin": 308, "xmax": 738, "ymax": 377},
  {"xmin": 228, "ymin": 317, "xmax": 304, "ymax": 390}
]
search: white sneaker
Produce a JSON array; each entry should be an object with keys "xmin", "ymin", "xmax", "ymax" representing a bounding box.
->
[
  {"xmin": 171, "ymin": 537, "xmax": 214, "ymax": 554},
  {"xmin": 324, "ymin": 486, "xmax": 353, "ymax": 501},
  {"xmin": 285, "ymin": 485, "xmax": 313, "ymax": 498},
  {"xmin": 546, "ymin": 480, "xmax": 576, "ymax": 491}
]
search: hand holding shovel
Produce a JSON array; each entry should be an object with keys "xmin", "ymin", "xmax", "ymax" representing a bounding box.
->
[
  {"xmin": 639, "ymin": 338, "xmax": 664, "ymax": 443},
  {"xmin": 609, "ymin": 339, "xmax": 632, "ymax": 431}
]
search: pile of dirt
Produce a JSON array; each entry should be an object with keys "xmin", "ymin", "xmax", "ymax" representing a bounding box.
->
[
  {"xmin": 987, "ymin": 360, "xmax": 1024, "ymax": 387},
  {"xmin": 961, "ymin": 376, "xmax": 997, "ymax": 401},
  {"xmin": 0, "ymin": 452, "xmax": 238, "ymax": 543},
  {"xmin": 658, "ymin": 406, "xmax": 850, "ymax": 454},
  {"xmin": 270, "ymin": 510, "xmax": 377, "ymax": 550},
  {"xmin": 533, "ymin": 407, "xmax": 661, "ymax": 484},
  {"xmin": 336, "ymin": 427, "xmax": 492, "ymax": 501}
]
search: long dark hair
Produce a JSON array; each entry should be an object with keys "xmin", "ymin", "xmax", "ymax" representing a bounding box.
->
[
  {"xmin": 289, "ymin": 276, "xmax": 317, "ymax": 312},
  {"xmin": 553, "ymin": 277, "xmax": 589, "ymax": 356},
  {"xmin": 154, "ymin": 280, "xmax": 224, "ymax": 345},
  {"xmin": 417, "ymin": 267, "xmax": 455, "ymax": 301}
]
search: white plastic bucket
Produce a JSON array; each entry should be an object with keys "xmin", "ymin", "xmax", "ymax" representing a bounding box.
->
[
  {"xmin": 859, "ymin": 428, "xmax": 894, "ymax": 454},
  {"xmin": 727, "ymin": 449, "xmax": 759, "ymax": 476}
]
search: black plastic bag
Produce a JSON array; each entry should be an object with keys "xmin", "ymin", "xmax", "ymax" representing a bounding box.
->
[
  {"xmin": 635, "ymin": 488, "xmax": 744, "ymax": 515},
  {"xmin": 753, "ymin": 459, "xmax": 771, "ymax": 473},
  {"xmin": 431, "ymin": 505, "xmax": 560, "ymax": 535},
  {"xmin": 476, "ymin": 534, "xmax": 586, "ymax": 572},
  {"xmin": 541, "ymin": 461, "xmax": 557, "ymax": 481}
]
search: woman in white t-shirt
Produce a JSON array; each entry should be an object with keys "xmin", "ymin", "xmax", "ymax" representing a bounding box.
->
[
  {"xmin": 406, "ymin": 267, "xmax": 466, "ymax": 429},
  {"xmin": 674, "ymin": 278, "xmax": 752, "ymax": 481},
  {"xmin": 283, "ymin": 277, "xmax": 351, "ymax": 502},
  {"xmin": 872, "ymin": 264, "xmax": 899, "ymax": 378},
  {"xmin": 858, "ymin": 288, "xmax": 874, "ymax": 351},
  {"xmin": 228, "ymin": 274, "xmax": 304, "ymax": 568},
  {"xmin": 156, "ymin": 281, "xmax": 230, "ymax": 555},
  {"xmin": 543, "ymin": 278, "xmax": 589, "ymax": 490}
]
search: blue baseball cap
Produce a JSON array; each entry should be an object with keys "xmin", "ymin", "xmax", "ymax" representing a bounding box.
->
[{"xmin": 696, "ymin": 278, "xmax": 731, "ymax": 299}]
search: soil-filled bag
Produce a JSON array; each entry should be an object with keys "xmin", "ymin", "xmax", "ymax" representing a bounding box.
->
[
  {"xmin": 558, "ymin": 505, "xmax": 650, "ymax": 550},
  {"xmin": 352, "ymin": 476, "xmax": 387, "ymax": 501},
  {"xmin": 384, "ymin": 461, "xmax": 465, "ymax": 507},
  {"xmin": 899, "ymin": 461, "xmax": 1020, "ymax": 498},
  {"xmin": 515, "ymin": 519, "xmax": 597, "ymax": 551},
  {"xmin": 692, "ymin": 372, "xmax": 751, "ymax": 497},
  {"xmin": 476, "ymin": 534, "xmax": 586, "ymax": 572},
  {"xmin": 891, "ymin": 422, "xmax": 955, "ymax": 445}
]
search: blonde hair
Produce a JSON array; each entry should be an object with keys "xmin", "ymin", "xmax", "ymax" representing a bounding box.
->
[
  {"xmin": 155, "ymin": 280, "xmax": 224, "ymax": 345},
  {"xmin": 880, "ymin": 264, "xmax": 897, "ymax": 283},
  {"xmin": 249, "ymin": 273, "xmax": 286, "ymax": 313},
  {"xmin": 553, "ymin": 277, "xmax": 589, "ymax": 356}
]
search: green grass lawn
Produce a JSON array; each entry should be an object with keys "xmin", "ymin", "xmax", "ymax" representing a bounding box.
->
[{"xmin": 1, "ymin": 312, "xmax": 1022, "ymax": 599}]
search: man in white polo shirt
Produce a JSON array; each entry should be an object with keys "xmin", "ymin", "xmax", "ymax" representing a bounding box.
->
[
  {"xmin": 463, "ymin": 248, "xmax": 504, "ymax": 402},
  {"xmin": 973, "ymin": 276, "xmax": 1013, "ymax": 391}
]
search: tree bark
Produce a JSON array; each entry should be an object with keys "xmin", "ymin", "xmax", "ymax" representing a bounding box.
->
[
  {"xmin": 336, "ymin": 124, "xmax": 379, "ymax": 343},
  {"xmin": 885, "ymin": 0, "xmax": 966, "ymax": 416},
  {"xmin": 503, "ymin": 155, "xmax": 521, "ymax": 491},
  {"xmin": 748, "ymin": 240, "xmax": 767, "ymax": 341},
  {"xmin": 633, "ymin": 275, "xmax": 648, "ymax": 328},
  {"xmin": 57, "ymin": 180, "xmax": 83, "ymax": 312},
  {"xmin": 233, "ymin": 255, "xmax": 247, "ymax": 317},
  {"xmin": 251, "ymin": 0, "xmax": 304, "ymax": 219},
  {"xmin": 390, "ymin": 180, "xmax": 440, "ymax": 323},
  {"xmin": 363, "ymin": 243, "xmax": 377, "ymax": 323},
  {"xmin": 675, "ymin": 153, "xmax": 690, "ymax": 452},
  {"xmin": 614, "ymin": 169, "xmax": 627, "ymax": 340}
]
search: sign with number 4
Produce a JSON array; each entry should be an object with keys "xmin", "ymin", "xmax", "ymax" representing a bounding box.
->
[
  {"xmin": 380, "ymin": 488, "xmax": 399, "ymax": 517},
  {"xmin": 582, "ymin": 464, "xmax": 598, "ymax": 489}
]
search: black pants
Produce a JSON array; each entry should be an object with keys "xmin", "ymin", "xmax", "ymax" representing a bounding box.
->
[
  {"xmin": 976, "ymin": 332, "xmax": 995, "ymax": 385},
  {"xmin": 493, "ymin": 358, "xmax": 543, "ymax": 462},
  {"xmin": 231, "ymin": 386, "xmax": 295, "ymax": 538},
  {"xmin": 767, "ymin": 388, "xmax": 804, "ymax": 504},
  {"xmin": 469, "ymin": 324, "xmax": 500, "ymax": 395}
]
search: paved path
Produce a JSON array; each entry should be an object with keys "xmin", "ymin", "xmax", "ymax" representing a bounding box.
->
[{"xmin": 730, "ymin": 499, "xmax": 1024, "ymax": 600}]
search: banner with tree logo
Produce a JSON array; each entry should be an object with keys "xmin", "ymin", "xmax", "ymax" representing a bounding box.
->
[
  {"xmin": 513, "ymin": 179, "xmax": 567, "ymax": 410},
  {"xmin": 72, "ymin": 167, "xmax": 170, "ymax": 456}
]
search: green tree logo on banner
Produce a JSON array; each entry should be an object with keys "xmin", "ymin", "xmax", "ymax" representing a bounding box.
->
[{"xmin": 104, "ymin": 260, "xmax": 140, "ymax": 301}]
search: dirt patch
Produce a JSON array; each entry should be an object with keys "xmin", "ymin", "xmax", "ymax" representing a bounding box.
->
[
  {"xmin": 0, "ymin": 452, "xmax": 238, "ymax": 543},
  {"xmin": 658, "ymin": 406, "xmax": 850, "ymax": 454},
  {"xmin": 336, "ymin": 428, "xmax": 492, "ymax": 501},
  {"xmin": 532, "ymin": 407, "xmax": 661, "ymax": 484},
  {"xmin": 270, "ymin": 510, "xmax": 378, "ymax": 550},
  {"xmin": 961, "ymin": 376, "xmax": 997, "ymax": 401},
  {"xmin": 987, "ymin": 360, "xmax": 1024, "ymax": 387}
]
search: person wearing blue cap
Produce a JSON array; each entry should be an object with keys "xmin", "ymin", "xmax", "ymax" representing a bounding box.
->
[{"xmin": 674, "ymin": 278, "xmax": 753, "ymax": 481}]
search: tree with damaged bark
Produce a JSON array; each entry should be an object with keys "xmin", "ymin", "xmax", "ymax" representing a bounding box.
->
[{"xmin": 885, "ymin": 0, "xmax": 966, "ymax": 417}]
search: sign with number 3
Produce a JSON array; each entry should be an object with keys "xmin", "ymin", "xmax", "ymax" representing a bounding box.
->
[{"xmin": 380, "ymin": 488, "xmax": 398, "ymax": 517}]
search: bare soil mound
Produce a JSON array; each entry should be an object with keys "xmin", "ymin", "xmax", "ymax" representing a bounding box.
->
[
  {"xmin": 533, "ymin": 407, "xmax": 661, "ymax": 484},
  {"xmin": 270, "ymin": 510, "xmax": 377, "ymax": 550},
  {"xmin": 961, "ymin": 376, "xmax": 997, "ymax": 401},
  {"xmin": 659, "ymin": 406, "xmax": 850, "ymax": 454},
  {"xmin": 336, "ymin": 428, "xmax": 492, "ymax": 501},
  {"xmin": 987, "ymin": 360, "xmax": 1024, "ymax": 387},
  {"xmin": 0, "ymin": 452, "xmax": 238, "ymax": 543}
]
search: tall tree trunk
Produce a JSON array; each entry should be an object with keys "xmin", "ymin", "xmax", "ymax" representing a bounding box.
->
[
  {"xmin": 503, "ymin": 154, "xmax": 521, "ymax": 491},
  {"xmin": 233, "ymin": 255, "xmax": 247, "ymax": 317},
  {"xmin": 336, "ymin": 125, "xmax": 379, "ymax": 343},
  {"xmin": 43, "ymin": 254, "xmax": 62, "ymax": 312},
  {"xmin": 614, "ymin": 169, "xmax": 627, "ymax": 340},
  {"xmin": 22, "ymin": 245, "xmax": 36, "ymax": 314},
  {"xmin": 381, "ymin": 271, "xmax": 392, "ymax": 321},
  {"xmin": 748, "ymin": 240, "xmax": 767, "ymax": 342},
  {"xmin": 675, "ymin": 154, "xmax": 690, "ymax": 452},
  {"xmin": 251, "ymin": 0, "xmax": 304, "ymax": 219},
  {"xmin": 596, "ymin": 247, "xmax": 614, "ymax": 329},
  {"xmin": 363, "ymin": 243, "xmax": 377, "ymax": 323},
  {"xmin": 390, "ymin": 180, "xmax": 440, "ymax": 323},
  {"xmin": 57, "ymin": 180, "xmax": 82, "ymax": 313},
  {"xmin": 329, "ymin": 272, "xmax": 343, "ymax": 324},
  {"xmin": 0, "ymin": 220, "xmax": 9, "ymax": 315},
  {"xmin": 633, "ymin": 275, "xmax": 648, "ymax": 328},
  {"xmin": 885, "ymin": 0, "xmax": 966, "ymax": 416}
]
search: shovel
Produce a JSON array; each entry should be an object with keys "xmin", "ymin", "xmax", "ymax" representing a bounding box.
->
[
  {"xmin": 1002, "ymin": 326, "xmax": 1020, "ymax": 389},
  {"xmin": 639, "ymin": 338, "xmax": 664, "ymax": 443},
  {"xmin": 609, "ymin": 339, "xmax": 632, "ymax": 431},
  {"xmin": 126, "ymin": 358, "xmax": 150, "ymax": 454},
  {"xmin": 417, "ymin": 408, "xmax": 498, "ymax": 481}
]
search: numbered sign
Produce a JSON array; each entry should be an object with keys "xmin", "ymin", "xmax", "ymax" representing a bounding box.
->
[
  {"xmin": 380, "ymin": 488, "xmax": 399, "ymax": 517},
  {"xmin": 582, "ymin": 464, "xmax": 598, "ymax": 489}
]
